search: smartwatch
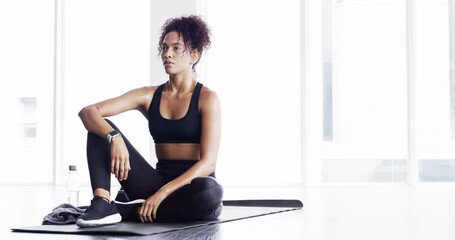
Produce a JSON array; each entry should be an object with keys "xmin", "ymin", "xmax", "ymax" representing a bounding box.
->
[{"xmin": 107, "ymin": 130, "xmax": 121, "ymax": 143}]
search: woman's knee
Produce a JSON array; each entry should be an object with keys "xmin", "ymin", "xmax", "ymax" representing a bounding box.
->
[
  {"xmin": 191, "ymin": 177, "xmax": 223, "ymax": 203},
  {"xmin": 191, "ymin": 176, "xmax": 221, "ymax": 189}
]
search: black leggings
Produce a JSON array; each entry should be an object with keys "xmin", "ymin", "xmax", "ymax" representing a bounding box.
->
[{"xmin": 85, "ymin": 119, "xmax": 223, "ymax": 222}]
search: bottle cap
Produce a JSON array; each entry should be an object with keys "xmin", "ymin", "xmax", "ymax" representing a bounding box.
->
[{"xmin": 69, "ymin": 165, "xmax": 77, "ymax": 171}]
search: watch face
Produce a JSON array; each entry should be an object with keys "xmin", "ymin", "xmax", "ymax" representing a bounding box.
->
[
  {"xmin": 108, "ymin": 130, "xmax": 120, "ymax": 143},
  {"xmin": 109, "ymin": 130, "xmax": 119, "ymax": 136}
]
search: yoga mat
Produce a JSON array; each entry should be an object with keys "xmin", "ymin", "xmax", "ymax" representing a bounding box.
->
[{"xmin": 11, "ymin": 199, "xmax": 303, "ymax": 236}]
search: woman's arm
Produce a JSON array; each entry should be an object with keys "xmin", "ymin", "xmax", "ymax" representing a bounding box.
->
[
  {"xmin": 139, "ymin": 87, "xmax": 221, "ymax": 222},
  {"xmin": 78, "ymin": 87, "xmax": 153, "ymax": 137},
  {"xmin": 78, "ymin": 86, "xmax": 154, "ymax": 181}
]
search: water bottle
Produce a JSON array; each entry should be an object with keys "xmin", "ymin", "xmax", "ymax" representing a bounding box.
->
[{"xmin": 66, "ymin": 165, "xmax": 80, "ymax": 206}]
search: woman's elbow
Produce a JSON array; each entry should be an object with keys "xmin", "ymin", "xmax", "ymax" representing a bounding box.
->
[
  {"xmin": 78, "ymin": 106, "xmax": 88, "ymax": 119},
  {"xmin": 78, "ymin": 105, "xmax": 96, "ymax": 120}
]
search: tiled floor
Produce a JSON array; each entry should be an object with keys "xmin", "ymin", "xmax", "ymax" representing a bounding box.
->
[{"xmin": 2, "ymin": 184, "xmax": 455, "ymax": 239}]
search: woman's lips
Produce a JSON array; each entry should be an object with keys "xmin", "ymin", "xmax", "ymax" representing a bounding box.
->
[{"xmin": 163, "ymin": 61, "xmax": 174, "ymax": 68}]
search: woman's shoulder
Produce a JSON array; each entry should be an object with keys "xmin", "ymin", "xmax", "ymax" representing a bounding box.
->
[
  {"xmin": 131, "ymin": 85, "xmax": 160, "ymax": 96},
  {"xmin": 131, "ymin": 85, "xmax": 162, "ymax": 115},
  {"xmin": 199, "ymin": 85, "xmax": 220, "ymax": 110},
  {"xmin": 200, "ymin": 85, "xmax": 219, "ymax": 100},
  {"xmin": 126, "ymin": 85, "xmax": 161, "ymax": 105}
]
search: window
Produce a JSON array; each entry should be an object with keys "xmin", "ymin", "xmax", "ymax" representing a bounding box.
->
[
  {"xmin": 310, "ymin": 0, "xmax": 455, "ymax": 184},
  {"xmin": 20, "ymin": 97, "xmax": 37, "ymax": 139},
  {"xmin": 317, "ymin": 0, "xmax": 408, "ymax": 183},
  {"xmin": 450, "ymin": 0, "xmax": 455, "ymax": 139},
  {"xmin": 0, "ymin": 0, "xmax": 54, "ymax": 184},
  {"xmin": 61, "ymin": 0, "xmax": 151, "ymax": 185},
  {"xmin": 415, "ymin": 0, "xmax": 454, "ymax": 182},
  {"xmin": 206, "ymin": 0, "xmax": 302, "ymax": 186}
]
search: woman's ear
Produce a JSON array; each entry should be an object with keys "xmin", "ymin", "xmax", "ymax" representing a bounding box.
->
[{"xmin": 191, "ymin": 50, "xmax": 201, "ymax": 64}]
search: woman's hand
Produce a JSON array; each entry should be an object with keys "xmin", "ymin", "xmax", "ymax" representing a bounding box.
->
[
  {"xmin": 138, "ymin": 190, "xmax": 168, "ymax": 223},
  {"xmin": 110, "ymin": 136, "xmax": 131, "ymax": 181}
]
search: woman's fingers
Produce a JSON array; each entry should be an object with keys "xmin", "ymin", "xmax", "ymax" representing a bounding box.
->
[
  {"xmin": 114, "ymin": 157, "xmax": 120, "ymax": 178},
  {"xmin": 110, "ymin": 137, "xmax": 130, "ymax": 180},
  {"xmin": 139, "ymin": 202, "xmax": 154, "ymax": 223},
  {"xmin": 138, "ymin": 193, "xmax": 167, "ymax": 223},
  {"xmin": 117, "ymin": 157, "xmax": 129, "ymax": 181},
  {"xmin": 111, "ymin": 157, "xmax": 129, "ymax": 180},
  {"xmin": 122, "ymin": 158, "xmax": 130, "ymax": 180},
  {"xmin": 138, "ymin": 205, "xmax": 145, "ymax": 223},
  {"xmin": 110, "ymin": 146, "xmax": 130, "ymax": 180},
  {"xmin": 152, "ymin": 207, "xmax": 157, "ymax": 221},
  {"xmin": 122, "ymin": 160, "xmax": 129, "ymax": 180},
  {"xmin": 110, "ymin": 158, "xmax": 115, "ymax": 174},
  {"xmin": 138, "ymin": 204, "xmax": 145, "ymax": 222},
  {"xmin": 118, "ymin": 162, "xmax": 124, "ymax": 180},
  {"xmin": 147, "ymin": 206, "xmax": 153, "ymax": 222}
]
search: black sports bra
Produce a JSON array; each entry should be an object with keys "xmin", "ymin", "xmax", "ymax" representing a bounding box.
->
[{"xmin": 148, "ymin": 82, "xmax": 202, "ymax": 144}]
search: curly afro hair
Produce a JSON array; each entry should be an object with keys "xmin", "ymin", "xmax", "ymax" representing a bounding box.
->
[{"xmin": 158, "ymin": 15, "xmax": 211, "ymax": 67}]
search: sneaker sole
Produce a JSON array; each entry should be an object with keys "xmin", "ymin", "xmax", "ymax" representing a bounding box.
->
[
  {"xmin": 114, "ymin": 199, "xmax": 145, "ymax": 222},
  {"xmin": 115, "ymin": 199, "xmax": 145, "ymax": 205},
  {"xmin": 76, "ymin": 213, "xmax": 122, "ymax": 228}
]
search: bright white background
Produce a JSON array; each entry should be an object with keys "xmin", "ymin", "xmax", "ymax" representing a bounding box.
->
[{"xmin": 0, "ymin": 0, "xmax": 454, "ymax": 188}]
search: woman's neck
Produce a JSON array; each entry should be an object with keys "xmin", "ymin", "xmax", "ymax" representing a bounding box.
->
[{"xmin": 167, "ymin": 72, "xmax": 196, "ymax": 93}]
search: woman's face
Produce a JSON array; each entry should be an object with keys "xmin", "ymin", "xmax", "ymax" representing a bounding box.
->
[{"xmin": 160, "ymin": 31, "xmax": 198, "ymax": 75}]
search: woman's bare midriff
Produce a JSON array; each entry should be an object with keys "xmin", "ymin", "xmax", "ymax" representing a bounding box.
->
[{"xmin": 155, "ymin": 143, "xmax": 201, "ymax": 160}]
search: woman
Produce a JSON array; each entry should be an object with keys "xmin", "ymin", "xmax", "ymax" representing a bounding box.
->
[{"xmin": 76, "ymin": 15, "xmax": 223, "ymax": 227}]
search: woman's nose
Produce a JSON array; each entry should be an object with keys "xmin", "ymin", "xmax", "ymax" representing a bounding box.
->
[{"xmin": 163, "ymin": 49, "xmax": 172, "ymax": 59}]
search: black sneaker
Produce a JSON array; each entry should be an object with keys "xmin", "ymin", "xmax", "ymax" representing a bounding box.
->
[
  {"xmin": 115, "ymin": 199, "xmax": 145, "ymax": 222},
  {"xmin": 76, "ymin": 196, "xmax": 121, "ymax": 228}
]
